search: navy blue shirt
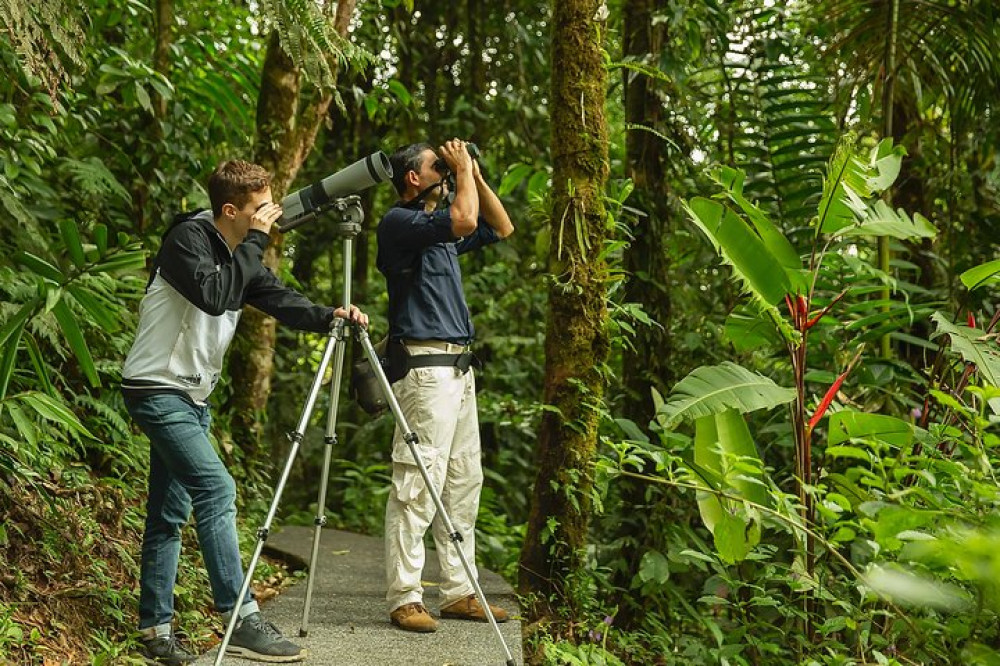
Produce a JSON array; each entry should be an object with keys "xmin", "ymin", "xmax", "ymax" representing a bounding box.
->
[{"xmin": 376, "ymin": 201, "xmax": 500, "ymax": 344}]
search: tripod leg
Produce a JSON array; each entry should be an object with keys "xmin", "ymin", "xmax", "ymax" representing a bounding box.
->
[
  {"xmin": 355, "ymin": 329, "xmax": 516, "ymax": 666},
  {"xmin": 299, "ymin": 323, "xmax": 349, "ymax": 636},
  {"xmin": 213, "ymin": 326, "xmax": 345, "ymax": 666}
]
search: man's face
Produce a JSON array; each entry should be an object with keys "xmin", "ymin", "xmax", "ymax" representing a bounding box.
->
[
  {"xmin": 411, "ymin": 149, "xmax": 446, "ymax": 203},
  {"xmin": 230, "ymin": 187, "xmax": 273, "ymax": 237}
]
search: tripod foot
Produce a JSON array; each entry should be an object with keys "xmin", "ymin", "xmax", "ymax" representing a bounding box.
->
[{"xmin": 299, "ymin": 629, "xmax": 308, "ymax": 638}]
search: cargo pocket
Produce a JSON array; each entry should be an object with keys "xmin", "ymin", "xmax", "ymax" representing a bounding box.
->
[{"xmin": 391, "ymin": 441, "xmax": 438, "ymax": 503}]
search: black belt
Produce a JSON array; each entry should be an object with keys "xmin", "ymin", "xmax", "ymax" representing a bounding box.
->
[{"xmin": 406, "ymin": 351, "xmax": 480, "ymax": 374}]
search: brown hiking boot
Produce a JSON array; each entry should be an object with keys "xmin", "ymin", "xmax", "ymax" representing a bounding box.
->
[
  {"xmin": 390, "ymin": 602, "xmax": 438, "ymax": 633},
  {"xmin": 440, "ymin": 594, "xmax": 509, "ymax": 623}
]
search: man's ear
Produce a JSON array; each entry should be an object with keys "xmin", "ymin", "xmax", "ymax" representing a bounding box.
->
[
  {"xmin": 221, "ymin": 202, "xmax": 237, "ymax": 219},
  {"xmin": 405, "ymin": 169, "xmax": 421, "ymax": 190}
]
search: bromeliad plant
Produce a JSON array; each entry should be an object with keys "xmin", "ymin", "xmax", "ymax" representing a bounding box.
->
[{"xmin": 655, "ymin": 137, "xmax": 937, "ymax": 572}]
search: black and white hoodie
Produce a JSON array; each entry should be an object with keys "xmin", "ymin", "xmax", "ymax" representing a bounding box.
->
[{"xmin": 122, "ymin": 210, "xmax": 333, "ymax": 405}]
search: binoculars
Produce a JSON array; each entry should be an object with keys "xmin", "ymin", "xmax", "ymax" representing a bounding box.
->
[{"xmin": 432, "ymin": 142, "xmax": 480, "ymax": 175}]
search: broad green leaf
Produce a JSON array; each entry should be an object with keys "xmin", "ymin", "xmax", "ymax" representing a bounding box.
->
[
  {"xmin": 24, "ymin": 334, "xmax": 55, "ymax": 397},
  {"xmin": 684, "ymin": 197, "xmax": 791, "ymax": 306},
  {"xmin": 19, "ymin": 391, "xmax": 93, "ymax": 438},
  {"xmin": 0, "ymin": 319, "xmax": 24, "ymax": 400},
  {"xmin": 657, "ymin": 362, "xmax": 795, "ymax": 428},
  {"xmin": 51, "ymin": 301, "xmax": 100, "ymax": 387},
  {"xmin": 931, "ymin": 312, "xmax": 1000, "ymax": 387},
  {"xmin": 836, "ymin": 200, "xmax": 936, "ymax": 240},
  {"xmin": 90, "ymin": 249, "xmax": 147, "ymax": 274},
  {"xmin": 696, "ymin": 411, "xmax": 770, "ymax": 507},
  {"xmin": 692, "ymin": 410, "xmax": 770, "ymax": 551},
  {"xmin": 960, "ymin": 259, "xmax": 1000, "ymax": 292},
  {"xmin": 363, "ymin": 95, "xmax": 378, "ymax": 120},
  {"xmin": 386, "ymin": 79, "xmax": 411, "ymax": 106},
  {"xmin": 864, "ymin": 565, "xmax": 971, "ymax": 611},
  {"xmin": 499, "ymin": 164, "xmax": 535, "ymax": 197},
  {"xmin": 0, "ymin": 299, "xmax": 37, "ymax": 350},
  {"xmin": 59, "ymin": 219, "xmax": 87, "ymax": 269},
  {"xmin": 638, "ymin": 550, "xmax": 670, "ymax": 584},
  {"xmin": 714, "ymin": 510, "xmax": 756, "ymax": 564},
  {"xmin": 7, "ymin": 403, "xmax": 37, "ymax": 448},
  {"xmin": 16, "ymin": 251, "xmax": 64, "ymax": 283},
  {"xmin": 824, "ymin": 445, "xmax": 871, "ymax": 462},
  {"xmin": 714, "ymin": 166, "xmax": 801, "ymax": 270},
  {"xmin": 828, "ymin": 411, "xmax": 914, "ymax": 448},
  {"xmin": 867, "ymin": 138, "xmax": 905, "ymax": 192},
  {"xmin": 68, "ymin": 285, "xmax": 119, "ymax": 332},
  {"xmin": 94, "ymin": 224, "xmax": 109, "ymax": 254}
]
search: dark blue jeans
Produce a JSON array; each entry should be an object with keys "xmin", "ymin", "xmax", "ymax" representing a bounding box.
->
[{"xmin": 125, "ymin": 393, "xmax": 254, "ymax": 630}]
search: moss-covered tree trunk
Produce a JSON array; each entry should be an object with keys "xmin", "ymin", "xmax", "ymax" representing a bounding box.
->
[
  {"xmin": 518, "ymin": 0, "xmax": 609, "ymax": 621},
  {"xmin": 223, "ymin": 1, "xmax": 356, "ymax": 478}
]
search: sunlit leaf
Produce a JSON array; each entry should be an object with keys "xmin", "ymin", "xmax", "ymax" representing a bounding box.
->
[{"xmin": 657, "ymin": 362, "xmax": 795, "ymax": 429}]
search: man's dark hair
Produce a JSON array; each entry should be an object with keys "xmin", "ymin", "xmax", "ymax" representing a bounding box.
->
[
  {"xmin": 208, "ymin": 160, "xmax": 271, "ymax": 217},
  {"xmin": 389, "ymin": 143, "xmax": 435, "ymax": 196}
]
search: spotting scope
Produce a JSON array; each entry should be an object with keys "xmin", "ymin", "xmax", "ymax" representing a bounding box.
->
[{"xmin": 278, "ymin": 151, "xmax": 393, "ymax": 232}]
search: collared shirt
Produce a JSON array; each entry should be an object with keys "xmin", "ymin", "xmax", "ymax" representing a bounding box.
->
[{"xmin": 376, "ymin": 200, "xmax": 500, "ymax": 344}]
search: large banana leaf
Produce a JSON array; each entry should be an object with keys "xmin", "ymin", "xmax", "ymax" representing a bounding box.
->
[
  {"xmin": 693, "ymin": 410, "xmax": 768, "ymax": 564},
  {"xmin": 828, "ymin": 411, "xmax": 914, "ymax": 449},
  {"xmin": 713, "ymin": 166, "xmax": 802, "ymax": 271},
  {"xmin": 656, "ymin": 362, "xmax": 796, "ymax": 429},
  {"xmin": 684, "ymin": 197, "xmax": 791, "ymax": 307}
]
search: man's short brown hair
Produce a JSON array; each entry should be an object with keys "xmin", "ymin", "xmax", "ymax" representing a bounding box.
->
[{"xmin": 208, "ymin": 160, "xmax": 271, "ymax": 217}]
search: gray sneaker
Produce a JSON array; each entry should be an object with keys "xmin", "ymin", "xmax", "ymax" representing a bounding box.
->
[
  {"xmin": 226, "ymin": 612, "xmax": 307, "ymax": 663},
  {"xmin": 140, "ymin": 634, "xmax": 197, "ymax": 665}
]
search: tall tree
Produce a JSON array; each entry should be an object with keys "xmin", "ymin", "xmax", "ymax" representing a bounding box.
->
[
  {"xmin": 518, "ymin": 0, "xmax": 610, "ymax": 620},
  {"xmin": 611, "ymin": 0, "xmax": 676, "ymax": 626},
  {"xmin": 224, "ymin": 0, "xmax": 361, "ymax": 473}
]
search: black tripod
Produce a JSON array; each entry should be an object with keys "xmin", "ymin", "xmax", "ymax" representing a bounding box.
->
[{"xmin": 214, "ymin": 196, "xmax": 516, "ymax": 666}]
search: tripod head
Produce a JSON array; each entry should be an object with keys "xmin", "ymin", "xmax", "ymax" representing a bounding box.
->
[
  {"xmin": 279, "ymin": 193, "xmax": 365, "ymax": 237},
  {"xmin": 324, "ymin": 195, "xmax": 364, "ymax": 239}
]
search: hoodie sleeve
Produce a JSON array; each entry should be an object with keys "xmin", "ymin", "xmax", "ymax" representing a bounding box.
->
[
  {"xmin": 245, "ymin": 268, "xmax": 335, "ymax": 333},
  {"xmin": 156, "ymin": 221, "xmax": 270, "ymax": 316}
]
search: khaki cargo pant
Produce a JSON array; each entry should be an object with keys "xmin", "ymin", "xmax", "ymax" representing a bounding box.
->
[{"xmin": 384, "ymin": 345, "xmax": 483, "ymax": 611}]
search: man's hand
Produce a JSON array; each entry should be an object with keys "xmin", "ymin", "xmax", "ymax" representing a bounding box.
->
[
  {"xmin": 439, "ymin": 138, "xmax": 473, "ymax": 176},
  {"xmin": 333, "ymin": 304, "xmax": 369, "ymax": 328},
  {"xmin": 250, "ymin": 201, "xmax": 283, "ymax": 235}
]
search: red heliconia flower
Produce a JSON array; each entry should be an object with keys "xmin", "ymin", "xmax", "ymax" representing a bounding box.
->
[
  {"xmin": 967, "ymin": 311, "xmax": 976, "ymax": 328},
  {"xmin": 808, "ymin": 371, "xmax": 848, "ymax": 429}
]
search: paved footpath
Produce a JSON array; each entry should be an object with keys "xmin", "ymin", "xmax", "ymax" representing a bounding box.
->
[{"xmin": 195, "ymin": 526, "xmax": 522, "ymax": 666}]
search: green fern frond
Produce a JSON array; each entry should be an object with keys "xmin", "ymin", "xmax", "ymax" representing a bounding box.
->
[
  {"xmin": 259, "ymin": 0, "xmax": 374, "ymax": 90},
  {"xmin": 74, "ymin": 395, "xmax": 130, "ymax": 440},
  {"xmin": 58, "ymin": 158, "xmax": 132, "ymax": 205}
]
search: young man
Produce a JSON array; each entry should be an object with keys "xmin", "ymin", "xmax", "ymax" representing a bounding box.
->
[
  {"xmin": 376, "ymin": 139, "xmax": 514, "ymax": 633},
  {"xmin": 122, "ymin": 160, "xmax": 367, "ymax": 664}
]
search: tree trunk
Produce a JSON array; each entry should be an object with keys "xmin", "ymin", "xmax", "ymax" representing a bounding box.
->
[
  {"xmin": 610, "ymin": 0, "xmax": 676, "ymax": 627},
  {"xmin": 223, "ymin": 1, "xmax": 357, "ymax": 477},
  {"xmin": 518, "ymin": 0, "xmax": 610, "ymax": 622}
]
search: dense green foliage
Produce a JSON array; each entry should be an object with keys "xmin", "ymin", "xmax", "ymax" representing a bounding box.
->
[{"xmin": 1, "ymin": 0, "xmax": 1000, "ymax": 664}]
